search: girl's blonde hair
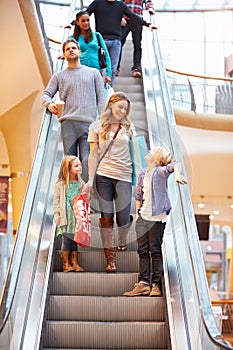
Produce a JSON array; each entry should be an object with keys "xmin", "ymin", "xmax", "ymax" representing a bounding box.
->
[
  {"xmin": 153, "ymin": 147, "xmax": 174, "ymax": 166},
  {"xmin": 57, "ymin": 155, "xmax": 84, "ymax": 190},
  {"xmin": 100, "ymin": 92, "xmax": 132, "ymax": 140}
]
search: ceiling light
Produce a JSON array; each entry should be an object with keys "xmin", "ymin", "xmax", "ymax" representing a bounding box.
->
[
  {"xmin": 213, "ymin": 210, "xmax": 220, "ymax": 215},
  {"xmin": 197, "ymin": 195, "xmax": 205, "ymax": 209},
  {"xmin": 198, "ymin": 203, "xmax": 205, "ymax": 208},
  {"xmin": 209, "ymin": 215, "xmax": 214, "ymax": 220}
]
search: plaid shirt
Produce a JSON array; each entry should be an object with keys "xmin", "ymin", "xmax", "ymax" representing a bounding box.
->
[{"xmin": 123, "ymin": 0, "xmax": 154, "ymax": 17}]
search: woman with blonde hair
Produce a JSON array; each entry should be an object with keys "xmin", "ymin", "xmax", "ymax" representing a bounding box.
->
[{"xmin": 86, "ymin": 92, "xmax": 136, "ymax": 272}]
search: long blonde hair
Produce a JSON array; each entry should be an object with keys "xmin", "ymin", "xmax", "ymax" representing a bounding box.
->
[
  {"xmin": 99, "ymin": 92, "xmax": 132, "ymax": 140},
  {"xmin": 57, "ymin": 155, "xmax": 84, "ymax": 191}
]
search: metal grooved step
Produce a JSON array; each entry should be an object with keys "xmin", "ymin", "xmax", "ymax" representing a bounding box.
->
[
  {"xmin": 43, "ymin": 271, "xmax": 169, "ymax": 349},
  {"xmin": 47, "ymin": 295, "xmax": 165, "ymax": 321},
  {"xmin": 43, "ymin": 321, "xmax": 167, "ymax": 349}
]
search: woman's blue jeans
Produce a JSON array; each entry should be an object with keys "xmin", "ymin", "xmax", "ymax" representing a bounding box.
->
[
  {"xmin": 96, "ymin": 174, "xmax": 132, "ymax": 227},
  {"xmin": 136, "ymin": 215, "xmax": 166, "ymax": 286},
  {"xmin": 105, "ymin": 39, "xmax": 121, "ymax": 86}
]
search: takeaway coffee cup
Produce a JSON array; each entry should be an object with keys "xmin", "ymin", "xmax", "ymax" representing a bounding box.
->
[{"xmin": 56, "ymin": 100, "xmax": 65, "ymax": 117}]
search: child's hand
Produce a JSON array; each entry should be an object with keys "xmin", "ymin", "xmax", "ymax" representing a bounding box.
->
[
  {"xmin": 82, "ymin": 182, "xmax": 94, "ymax": 194},
  {"xmin": 175, "ymin": 173, "xmax": 188, "ymax": 185},
  {"xmin": 55, "ymin": 218, "xmax": 60, "ymax": 226}
]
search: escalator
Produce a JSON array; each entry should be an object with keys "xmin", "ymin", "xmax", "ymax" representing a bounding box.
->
[
  {"xmin": 43, "ymin": 38, "xmax": 170, "ymax": 350},
  {"xmin": 0, "ymin": 4, "xmax": 233, "ymax": 350}
]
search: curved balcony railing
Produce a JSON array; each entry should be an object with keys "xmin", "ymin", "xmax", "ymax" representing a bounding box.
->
[{"xmin": 166, "ymin": 68, "xmax": 233, "ymax": 115}]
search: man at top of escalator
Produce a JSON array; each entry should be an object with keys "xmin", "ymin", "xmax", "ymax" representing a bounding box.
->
[
  {"xmin": 41, "ymin": 38, "xmax": 106, "ymax": 182},
  {"xmin": 84, "ymin": 0, "xmax": 157, "ymax": 85}
]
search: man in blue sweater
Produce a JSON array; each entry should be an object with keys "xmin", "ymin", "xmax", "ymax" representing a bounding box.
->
[{"xmin": 86, "ymin": 0, "xmax": 157, "ymax": 85}]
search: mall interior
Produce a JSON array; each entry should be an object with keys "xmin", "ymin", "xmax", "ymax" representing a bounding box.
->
[{"xmin": 0, "ymin": 0, "xmax": 233, "ymax": 349}]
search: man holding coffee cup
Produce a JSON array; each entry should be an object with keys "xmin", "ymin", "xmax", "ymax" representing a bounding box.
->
[
  {"xmin": 55, "ymin": 98, "xmax": 65, "ymax": 117},
  {"xmin": 41, "ymin": 38, "xmax": 106, "ymax": 182}
]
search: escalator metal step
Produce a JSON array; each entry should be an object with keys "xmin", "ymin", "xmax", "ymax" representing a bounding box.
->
[
  {"xmin": 47, "ymin": 295, "xmax": 165, "ymax": 321},
  {"xmin": 50, "ymin": 272, "xmax": 139, "ymax": 296},
  {"xmin": 53, "ymin": 250, "xmax": 139, "ymax": 273},
  {"xmin": 43, "ymin": 321, "xmax": 168, "ymax": 349}
]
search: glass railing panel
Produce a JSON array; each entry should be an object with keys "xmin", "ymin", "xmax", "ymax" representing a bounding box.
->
[
  {"xmin": 0, "ymin": 2, "xmax": 78, "ymax": 349},
  {"xmin": 21, "ymin": 121, "xmax": 63, "ymax": 350},
  {"xmin": 142, "ymin": 11, "xmax": 233, "ymax": 350},
  {"xmin": 0, "ymin": 115, "xmax": 62, "ymax": 350},
  {"xmin": 166, "ymin": 69, "xmax": 233, "ymax": 115}
]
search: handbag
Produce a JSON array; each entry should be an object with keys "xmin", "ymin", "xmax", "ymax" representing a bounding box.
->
[
  {"xmin": 72, "ymin": 193, "xmax": 91, "ymax": 248},
  {"xmin": 96, "ymin": 32, "xmax": 107, "ymax": 69},
  {"xmin": 105, "ymin": 83, "xmax": 114, "ymax": 99},
  {"xmin": 129, "ymin": 135, "xmax": 148, "ymax": 186}
]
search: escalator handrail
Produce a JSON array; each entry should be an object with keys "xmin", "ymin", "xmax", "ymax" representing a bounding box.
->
[
  {"xmin": 0, "ymin": 114, "xmax": 52, "ymax": 332},
  {"xmin": 0, "ymin": 0, "xmax": 78, "ymax": 336},
  {"xmin": 143, "ymin": 13, "xmax": 233, "ymax": 350}
]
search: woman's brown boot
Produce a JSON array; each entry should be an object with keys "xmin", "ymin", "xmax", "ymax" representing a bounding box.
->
[
  {"xmin": 104, "ymin": 248, "xmax": 117, "ymax": 272},
  {"xmin": 99, "ymin": 217, "xmax": 116, "ymax": 273},
  {"xmin": 70, "ymin": 251, "xmax": 84, "ymax": 272},
  {"xmin": 59, "ymin": 251, "xmax": 75, "ymax": 272}
]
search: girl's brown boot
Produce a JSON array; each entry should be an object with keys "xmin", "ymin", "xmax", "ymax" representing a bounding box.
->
[
  {"xmin": 59, "ymin": 251, "xmax": 75, "ymax": 272},
  {"xmin": 70, "ymin": 251, "xmax": 84, "ymax": 272}
]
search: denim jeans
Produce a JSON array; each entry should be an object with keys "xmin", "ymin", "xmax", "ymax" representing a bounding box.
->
[
  {"xmin": 118, "ymin": 21, "xmax": 142, "ymax": 72},
  {"xmin": 105, "ymin": 39, "xmax": 121, "ymax": 86},
  {"xmin": 61, "ymin": 120, "xmax": 90, "ymax": 182},
  {"xmin": 96, "ymin": 174, "xmax": 132, "ymax": 227},
  {"xmin": 136, "ymin": 215, "xmax": 166, "ymax": 286}
]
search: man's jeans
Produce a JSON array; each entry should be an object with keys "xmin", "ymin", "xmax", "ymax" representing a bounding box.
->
[
  {"xmin": 105, "ymin": 39, "xmax": 121, "ymax": 86},
  {"xmin": 61, "ymin": 120, "xmax": 90, "ymax": 182},
  {"xmin": 136, "ymin": 215, "xmax": 166, "ymax": 286},
  {"xmin": 96, "ymin": 174, "xmax": 132, "ymax": 227}
]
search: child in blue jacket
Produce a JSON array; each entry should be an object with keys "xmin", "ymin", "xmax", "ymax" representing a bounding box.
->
[{"xmin": 124, "ymin": 147, "xmax": 187, "ymax": 297}]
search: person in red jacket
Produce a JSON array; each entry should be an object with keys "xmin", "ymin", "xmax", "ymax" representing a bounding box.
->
[{"xmin": 116, "ymin": 0, "xmax": 156, "ymax": 78}]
